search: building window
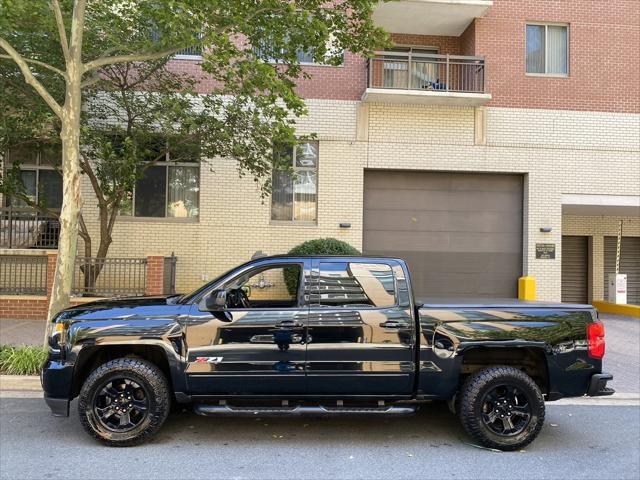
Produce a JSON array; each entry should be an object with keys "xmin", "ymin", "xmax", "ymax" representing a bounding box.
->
[
  {"xmin": 526, "ymin": 23, "xmax": 569, "ymax": 75},
  {"xmin": 271, "ymin": 141, "xmax": 318, "ymax": 223},
  {"xmin": 122, "ymin": 136, "xmax": 200, "ymax": 219},
  {"xmin": 5, "ymin": 145, "xmax": 63, "ymax": 209}
]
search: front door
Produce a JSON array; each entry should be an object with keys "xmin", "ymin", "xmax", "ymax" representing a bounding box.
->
[
  {"xmin": 184, "ymin": 260, "xmax": 309, "ymax": 395},
  {"xmin": 305, "ymin": 259, "xmax": 416, "ymax": 395}
]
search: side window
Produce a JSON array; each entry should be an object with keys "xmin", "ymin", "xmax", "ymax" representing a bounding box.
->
[
  {"xmin": 318, "ymin": 262, "xmax": 396, "ymax": 308},
  {"xmin": 223, "ymin": 264, "xmax": 301, "ymax": 308}
]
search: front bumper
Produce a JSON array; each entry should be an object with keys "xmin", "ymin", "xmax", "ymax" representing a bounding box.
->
[
  {"xmin": 40, "ymin": 357, "xmax": 74, "ymax": 417},
  {"xmin": 587, "ymin": 372, "xmax": 615, "ymax": 397}
]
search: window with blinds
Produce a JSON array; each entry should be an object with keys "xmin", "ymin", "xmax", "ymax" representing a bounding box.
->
[
  {"xmin": 271, "ymin": 141, "xmax": 318, "ymax": 223},
  {"xmin": 526, "ymin": 23, "xmax": 569, "ymax": 75}
]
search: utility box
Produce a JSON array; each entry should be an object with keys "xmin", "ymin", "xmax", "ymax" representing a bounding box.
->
[{"xmin": 608, "ymin": 274, "xmax": 627, "ymax": 304}]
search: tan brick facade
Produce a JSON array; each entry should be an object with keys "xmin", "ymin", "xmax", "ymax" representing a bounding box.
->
[{"xmin": 78, "ymin": 99, "xmax": 639, "ymax": 302}]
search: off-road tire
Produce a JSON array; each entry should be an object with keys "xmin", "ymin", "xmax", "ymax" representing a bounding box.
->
[
  {"xmin": 458, "ymin": 366, "xmax": 545, "ymax": 451},
  {"xmin": 78, "ymin": 357, "xmax": 170, "ymax": 447}
]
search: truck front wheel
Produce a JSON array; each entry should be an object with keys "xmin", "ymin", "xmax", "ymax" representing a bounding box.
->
[
  {"xmin": 457, "ymin": 366, "xmax": 545, "ymax": 451},
  {"xmin": 78, "ymin": 357, "xmax": 170, "ymax": 447}
]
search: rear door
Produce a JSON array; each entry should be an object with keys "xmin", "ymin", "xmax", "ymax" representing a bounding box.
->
[{"xmin": 305, "ymin": 259, "xmax": 416, "ymax": 395}]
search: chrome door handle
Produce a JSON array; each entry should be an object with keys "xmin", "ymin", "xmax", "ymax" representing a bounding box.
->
[
  {"xmin": 379, "ymin": 320, "xmax": 403, "ymax": 329},
  {"xmin": 275, "ymin": 320, "xmax": 305, "ymax": 328}
]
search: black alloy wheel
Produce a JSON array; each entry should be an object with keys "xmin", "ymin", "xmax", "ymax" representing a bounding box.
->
[
  {"xmin": 78, "ymin": 357, "xmax": 170, "ymax": 447},
  {"xmin": 457, "ymin": 365, "xmax": 545, "ymax": 451},
  {"xmin": 480, "ymin": 384, "xmax": 532, "ymax": 436},
  {"xmin": 93, "ymin": 378, "xmax": 150, "ymax": 432}
]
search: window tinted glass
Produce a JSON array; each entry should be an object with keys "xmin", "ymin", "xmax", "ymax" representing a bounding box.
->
[
  {"xmin": 39, "ymin": 170, "xmax": 63, "ymax": 209},
  {"xmin": 526, "ymin": 25, "xmax": 545, "ymax": 74},
  {"xmin": 223, "ymin": 265, "xmax": 301, "ymax": 308},
  {"xmin": 134, "ymin": 166, "xmax": 166, "ymax": 217},
  {"xmin": 318, "ymin": 262, "xmax": 396, "ymax": 307}
]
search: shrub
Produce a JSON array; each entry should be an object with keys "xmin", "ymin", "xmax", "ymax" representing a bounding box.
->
[
  {"xmin": 0, "ymin": 345, "xmax": 48, "ymax": 375},
  {"xmin": 284, "ymin": 238, "xmax": 360, "ymax": 294}
]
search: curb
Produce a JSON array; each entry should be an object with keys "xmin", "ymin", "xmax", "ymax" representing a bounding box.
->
[{"xmin": 0, "ymin": 375, "xmax": 42, "ymax": 391}]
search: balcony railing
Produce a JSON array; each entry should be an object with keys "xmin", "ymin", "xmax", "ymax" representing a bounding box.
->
[
  {"xmin": 0, "ymin": 207, "xmax": 60, "ymax": 249},
  {"xmin": 367, "ymin": 52, "xmax": 486, "ymax": 94}
]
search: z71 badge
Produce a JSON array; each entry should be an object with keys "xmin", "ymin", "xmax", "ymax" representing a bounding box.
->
[{"xmin": 194, "ymin": 356, "xmax": 223, "ymax": 364}]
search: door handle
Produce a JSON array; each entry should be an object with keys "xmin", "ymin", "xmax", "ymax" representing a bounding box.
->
[
  {"xmin": 275, "ymin": 320, "xmax": 305, "ymax": 328},
  {"xmin": 379, "ymin": 320, "xmax": 403, "ymax": 329}
]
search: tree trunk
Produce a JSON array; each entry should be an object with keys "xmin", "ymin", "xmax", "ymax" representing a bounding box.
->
[{"xmin": 44, "ymin": 69, "xmax": 82, "ymax": 345}]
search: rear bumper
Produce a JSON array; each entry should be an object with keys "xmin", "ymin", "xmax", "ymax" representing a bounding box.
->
[{"xmin": 587, "ymin": 372, "xmax": 615, "ymax": 397}]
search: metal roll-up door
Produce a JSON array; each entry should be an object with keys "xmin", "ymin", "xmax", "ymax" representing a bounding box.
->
[
  {"xmin": 561, "ymin": 236, "xmax": 589, "ymax": 304},
  {"xmin": 604, "ymin": 236, "xmax": 640, "ymax": 305},
  {"xmin": 363, "ymin": 170, "xmax": 523, "ymax": 298}
]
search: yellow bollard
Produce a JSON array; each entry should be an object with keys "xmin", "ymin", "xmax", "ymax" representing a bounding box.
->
[{"xmin": 518, "ymin": 276, "xmax": 536, "ymax": 301}]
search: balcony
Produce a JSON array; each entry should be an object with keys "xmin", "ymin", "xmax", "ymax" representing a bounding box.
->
[
  {"xmin": 362, "ymin": 51, "xmax": 491, "ymax": 106},
  {"xmin": 0, "ymin": 207, "xmax": 60, "ymax": 249},
  {"xmin": 373, "ymin": 0, "xmax": 492, "ymax": 36}
]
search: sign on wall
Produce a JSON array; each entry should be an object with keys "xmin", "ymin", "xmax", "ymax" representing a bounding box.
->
[{"xmin": 536, "ymin": 243, "xmax": 556, "ymax": 259}]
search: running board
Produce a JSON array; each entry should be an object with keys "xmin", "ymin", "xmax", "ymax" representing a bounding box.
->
[{"xmin": 194, "ymin": 404, "xmax": 416, "ymax": 417}]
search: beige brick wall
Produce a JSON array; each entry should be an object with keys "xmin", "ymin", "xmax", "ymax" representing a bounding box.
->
[
  {"xmin": 47, "ymin": 100, "xmax": 640, "ymax": 301},
  {"xmin": 562, "ymin": 216, "xmax": 640, "ymax": 301}
]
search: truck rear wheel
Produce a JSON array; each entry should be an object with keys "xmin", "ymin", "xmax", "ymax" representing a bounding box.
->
[
  {"xmin": 458, "ymin": 366, "xmax": 545, "ymax": 451},
  {"xmin": 78, "ymin": 357, "xmax": 170, "ymax": 447}
]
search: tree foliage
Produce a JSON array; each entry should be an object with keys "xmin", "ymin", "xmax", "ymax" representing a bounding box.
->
[{"xmin": 0, "ymin": 1, "xmax": 387, "ymax": 303}]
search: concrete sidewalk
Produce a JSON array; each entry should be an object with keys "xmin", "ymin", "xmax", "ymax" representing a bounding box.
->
[{"xmin": 0, "ymin": 319, "xmax": 45, "ymax": 346}]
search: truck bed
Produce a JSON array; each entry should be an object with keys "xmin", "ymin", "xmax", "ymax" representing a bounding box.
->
[{"xmin": 417, "ymin": 297, "xmax": 593, "ymax": 310}]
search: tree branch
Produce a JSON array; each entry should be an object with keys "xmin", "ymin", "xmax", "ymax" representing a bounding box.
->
[
  {"xmin": 0, "ymin": 54, "xmax": 66, "ymax": 77},
  {"xmin": 83, "ymin": 48, "xmax": 183, "ymax": 73},
  {"xmin": 51, "ymin": 0, "xmax": 70, "ymax": 63},
  {"xmin": 0, "ymin": 39, "xmax": 63, "ymax": 118},
  {"xmin": 80, "ymin": 155, "xmax": 106, "ymax": 206}
]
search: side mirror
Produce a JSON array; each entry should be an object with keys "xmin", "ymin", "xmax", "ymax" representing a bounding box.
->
[{"xmin": 205, "ymin": 289, "xmax": 227, "ymax": 311}]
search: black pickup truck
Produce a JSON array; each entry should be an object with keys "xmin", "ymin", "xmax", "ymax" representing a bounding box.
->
[{"xmin": 42, "ymin": 255, "xmax": 613, "ymax": 449}]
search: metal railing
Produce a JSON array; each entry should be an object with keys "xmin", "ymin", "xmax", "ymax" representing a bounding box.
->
[
  {"xmin": 0, "ymin": 254, "xmax": 48, "ymax": 295},
  {"xmin": 367, "ymin": 51, "xmax": 486, "ymax": 94},
  {"xmin": 73, "ymin": 257, "xmax": 147, "ymax": 297},
  {"xmin": 0, "ymin": 207, "xmax": 60, "ymax": 249},
  {"xmin": 163, "ymin": 253, "xmax": 177, "ymax": 295}
]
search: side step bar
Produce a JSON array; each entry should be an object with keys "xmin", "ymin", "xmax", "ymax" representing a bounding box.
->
[{"xmin": 194, "ymin": 404, "xmax": 416, "ymax": 417}]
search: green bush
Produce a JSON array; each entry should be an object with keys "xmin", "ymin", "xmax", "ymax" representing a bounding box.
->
[
  {"xmin": 0, "ymin": 345, "xmax": 48, "ymax": 375},
  {"xmin": 284, "ymin": 238, "xmax": 361, "ymax": 294}
]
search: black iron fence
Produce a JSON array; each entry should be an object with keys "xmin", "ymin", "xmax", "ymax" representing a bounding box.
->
[
  {"xmin": 368, "ymin": 51, "xmax": 486, "ymax": 94},
  {"xmin": 1, "ymin": 253, "xmax": 178, "ymax": 297},
  {"xmin": 73, "ymin": 257, "xmax": 147, "ymax": 297},
  {"xmin": 0, "ymin": 207, "xmax": 60, "ymax": 249},
  {"xmin": 0, "ymin": 254, "xmax": 48, "ymax": 295}
]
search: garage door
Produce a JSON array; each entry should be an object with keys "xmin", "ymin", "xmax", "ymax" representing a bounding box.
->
[
  {"xmin": 604, "ymin": 236, "xmax": 640, "ymax": 305},
  {"xmin": 561, "ymin": 236, "xmax": 589, "ymax": 304},
  {"xmin": 363, "ymin": 171, "xmax": 523, "ymax": 298}
]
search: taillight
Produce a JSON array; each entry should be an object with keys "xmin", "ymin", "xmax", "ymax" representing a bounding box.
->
[{"xmin": 587, "ymin": 321, "xmax": 605, "ymax": 359}]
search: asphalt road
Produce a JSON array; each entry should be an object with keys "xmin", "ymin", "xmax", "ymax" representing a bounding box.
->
[{"xmin": 0, "ymin": 396, "xmax": 638, "ymax": 480}]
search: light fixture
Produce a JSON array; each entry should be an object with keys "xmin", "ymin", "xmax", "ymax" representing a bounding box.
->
[
  {"xmin": 339, "ymin": 223, "xmax": 351, "ymax": 228},
  {"xmin": 540, "ymin": 227, "xmax": 552, "ymax": 233}
]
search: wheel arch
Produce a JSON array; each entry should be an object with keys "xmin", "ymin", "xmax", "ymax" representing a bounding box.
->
[
  {"xmin": 459, "ymin": 346, "xmax": 550, "ymax": 395},
  {"xmin": 71, "ymin": 342, "xmax": 177, "ymax": 398}
]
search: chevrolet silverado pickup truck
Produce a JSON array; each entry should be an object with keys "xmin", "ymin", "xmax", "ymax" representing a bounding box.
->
[{"xmin": 42, "ymin": 255, "xmax": 614, "ymax": 449}]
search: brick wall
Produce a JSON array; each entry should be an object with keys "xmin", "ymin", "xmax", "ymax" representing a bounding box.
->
[
  {"xmin": 474, "ymin": 0, "xmax": 640, "ymax": 113},
  {"xmin": 164, "ymin": 1, "xmax": 640, "ymax": 113}
]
